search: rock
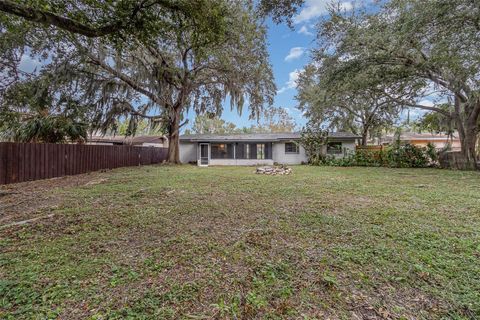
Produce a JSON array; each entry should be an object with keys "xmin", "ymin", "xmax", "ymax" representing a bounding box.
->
[{"xmin": 255, "ymin": 165, "xmax": 292, "ymax": 175}]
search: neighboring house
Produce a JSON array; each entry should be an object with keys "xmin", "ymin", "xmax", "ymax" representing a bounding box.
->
[
  {"xmin": 87, "ymin": 135, "xmax": 168, "ymax": 148},
  {"xmin": 179, "ymin": 132, "xmax": 360, "ymax": 166},
  {"xmin": 380, "ymin": 132, "xmax": 461, "ymax": 151}
]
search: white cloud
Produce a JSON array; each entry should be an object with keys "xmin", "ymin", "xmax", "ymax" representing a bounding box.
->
[
  {"xmin": 287, "ymin": 69, "xmax": 301, "ymax": 87},
  {"xmin": 277, "ymin": 69, "xmax": 301, "ymax": 94},
  {"xmin": 285, "ymin": 47, "xmax": 305, "ymax": 61},
  {"xmin": 298, "ymin": 25, "xmax": 313, "ymax": 36},
  {"xmin": 340, "ymin": 2, "xmax": 354, "ymax": 11},
  {"xmin": 418, "ymin": 99, "xmax": 434, "ymax": 107},
  {"xmin": 277, "ymin": 87, "xmax": 288, "ymax": 94},
  {"xmin": 293, "ymin": 0, "xmax": 353, "ymax": 24}
]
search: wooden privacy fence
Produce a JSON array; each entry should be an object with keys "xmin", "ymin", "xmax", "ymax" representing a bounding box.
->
[{"xmin": 0, "ymin": 142, "xmax": 168, "ymax": 185}]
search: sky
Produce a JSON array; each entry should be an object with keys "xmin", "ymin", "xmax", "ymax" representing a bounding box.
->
[{"xmin": 184, "ymin": 0, "xmax": 357, "ymax": 132}]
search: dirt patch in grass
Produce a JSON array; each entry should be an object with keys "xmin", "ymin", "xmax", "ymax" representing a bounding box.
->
[{"xmin": 0, "ymin": 170, "xmax": 112, "ymax": 226}]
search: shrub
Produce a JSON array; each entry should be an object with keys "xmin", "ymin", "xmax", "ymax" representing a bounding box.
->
[
  {"xmin": 321, "ymin": 155, "xmax": 356, "ymax": 167},
  {"xmin": 426, "ymin": 143, "xmax": 439, "ymax": 166},
  {"xmin": 354, "ymin": 149, "xmax": 384, "ymax": 167},
  {"xmin": 384, "ymin": 143, "xmax": 429, "ymax": 168},
  {"xmin": 310, "ymin": 143, "xmax": 439, "ymax": 169}
]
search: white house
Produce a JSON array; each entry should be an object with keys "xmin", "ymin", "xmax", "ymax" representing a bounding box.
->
[{"xmin": 179, "ymin": 132, "xmax": 360, "ymax": 166}]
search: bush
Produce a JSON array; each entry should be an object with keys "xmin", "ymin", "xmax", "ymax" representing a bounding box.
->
[
  {"xmin": 311, "ymin": 143, "xmax": 439, "ymax": 169},
  {"xmin": 426, "ymin": 143, "xmax": 439, "ymax": 166},
  {"xmin": 354, "ymin": 149, "xmax": 384, "ymax": 167},
  {"xmin": 384, "ymin": 143, "xmax": 429, "ymax": 168},
  {"xmin": 326, "ymin": 155, "xmax": 356, "ymax": 167}
]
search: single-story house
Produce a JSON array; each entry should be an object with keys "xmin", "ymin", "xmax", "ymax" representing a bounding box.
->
[
  {"xmin": 87, "ymin": 135, "xmax": 168, "ymax": 148},
  {"xmin": 179, "ymin": 132, "xmax": 360, "ymax": 166}
]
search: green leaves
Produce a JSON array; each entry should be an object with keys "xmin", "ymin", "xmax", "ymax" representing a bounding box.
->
[
  {"xmin": 304, "ymin": 0, "xmax": 480, "ymax": 167},
  {"xmin": 300, "ymin": 123, "xmax": 328, "ymax": 164}
]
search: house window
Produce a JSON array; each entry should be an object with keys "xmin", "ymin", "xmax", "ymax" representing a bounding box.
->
[
  {"xmin": 211, "ymin": 143, "xmax": 234, "ymax": 159},
  {"xmin": 235, "ymin": 143, "xmax": 272, "ymax": 159},
  {"xmin": 327, "ymin": 142, "xmax": 343, "ymax": 154},
  {"xmin": 257, "ymin": 144, "xmax": 265, "ymax": 159},
  {"xmin": 285, "ymin": 142, "xmax": 299, "ymax": 154},
  {"xmin": 245, "ymin": 144, "xmax": 251, "ymax": 159}
]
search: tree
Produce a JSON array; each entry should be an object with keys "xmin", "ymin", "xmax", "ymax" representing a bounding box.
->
[
  {"xmin": 297, "ymin": 65, "xmax": 401, "ymax": 145},
  {"xmin": 186, "ymin": 114, "xmax": 239, "ymax": 135},
  {"xmin": 251, "ymin": 106, "xmax": 296, "ymax": 133},
  {"xmin": 0, "ymin": 0, "xmax": 298, "ymax": 97},
  {"xmin": 300, "ymin": 122, "xmax": 328, "ymax": 165},
  {"xmin": 64, "ymin": 1, "xmax": 275, "ymax": 163},
  {"xmin": 0, "ymin": 75, "xmax": 89, "ymax": 143},
  {"xmin": 413, "ymin": 104, "xmax": 456, "ymax": 135},
  {"xmin": 0, "ymin": 0, "xmax": 303, "ymax": 38},
  {"xmin": 0, "ymin": 0, "xmax": 189, "ymax": 38},
  {"xmin": 311, "ymin": 0, "xmax": 480, "ymax": 169},
  {"xmin": 116, "ymin": 118, "xmax": 166, "ymax": 137},
  {"xmin": 0, "ymin": 0, "xmax": 233, "ymax": 94},
  {"xmin": 0, "ymin": 0, "xmax": 298, "ymax": 158}
]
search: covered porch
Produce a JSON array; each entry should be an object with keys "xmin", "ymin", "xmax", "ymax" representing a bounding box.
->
[{"xmin": 197, "ymin": 142, "xmax": 274, "ymax": 166}]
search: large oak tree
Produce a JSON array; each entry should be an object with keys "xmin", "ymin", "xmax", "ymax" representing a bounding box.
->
[
  {"xmin": 1, "ymin": 0, "xmax": 301, "ymax": 160},
  {"xmin": 66, "ymin": 1, "xmax": 275, "ymax": 163},
  {"xmin": 307, "ymin": 0, "xmax": 480, "ymax": 169},
  {"xmin": 297, "ymin": 65, "xmax": 401, "ymax": 145}
]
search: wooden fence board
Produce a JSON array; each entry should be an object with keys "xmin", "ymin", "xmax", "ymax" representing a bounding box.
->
[
  {"xmin": 0, "ymin": 143, "xmax": 167, "ymax": 185},
  {"xmin": 0, "ymin": 143, "xmax": 7, "ymax": 184}
]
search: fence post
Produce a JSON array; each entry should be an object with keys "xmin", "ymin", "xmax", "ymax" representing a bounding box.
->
[{"xmin": 0, "ymin": 143, "xmax": 6, "ymax": 185}]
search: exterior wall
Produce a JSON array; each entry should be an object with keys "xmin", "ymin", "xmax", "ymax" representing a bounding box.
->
[
  {"xmin": 409, "ymin": 139, "xmax": 461, "ymax": 151},
  {"xmin": 179, "ymin": 142, "xmax": 197, "ymax": 164},
  {"xmin": 179, "ymin": 139, "xmax": 358, "ymax": 165},
  {"xmin": 209, "ymin": 159, "xmax": 274, "ymax": 166},
  {"xmin": 272, "ymin": 142, "xmax": 308, "ymax": 164},
  {"xmin": 326, "ymin": 140, "xmax": 356, "ymax": 159}
]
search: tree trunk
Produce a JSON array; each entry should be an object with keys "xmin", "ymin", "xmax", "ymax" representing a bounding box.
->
[
  {"xmin": 167, "ymin": 108, "xmax": 181, "ymax": 164},
  {"xmin": 462, "ymin": 123, "xmax": 478, "ymax": 170},
  {"xmin": 455, "ymin": 114, "xmax": 478, "ymax": 170},
  {"xmin": 359, "ymin": 122, "xmax": 370, "ymax": 146},
  {"xmin": 361, "ymin": 129, "xmax": 368, "ymax": 146}
]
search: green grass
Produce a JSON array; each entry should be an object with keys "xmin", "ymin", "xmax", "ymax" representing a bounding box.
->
[{"xmin": 1, "ymin": 165, "xmax": 479, "ymax": 319}]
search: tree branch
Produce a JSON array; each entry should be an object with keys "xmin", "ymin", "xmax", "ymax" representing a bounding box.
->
[
  {"xmin": 84, "ymin": 50, "xmax": 162, "ymax": 106},
  {"xmin": 0, "ymin": 0, "xmax": 127, "ymax": 37},
  {"xmin": 379, "ymin": 90, "xmax": 452, "ymax": 117},
  {"xmin": 0, "ymin": 0, "xmax": 189, "ymax": 38}
]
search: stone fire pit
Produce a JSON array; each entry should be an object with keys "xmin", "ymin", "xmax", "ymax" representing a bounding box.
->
[{"xmin": 255, "ymin": 165, "xmax": 292, "ymax": 175}]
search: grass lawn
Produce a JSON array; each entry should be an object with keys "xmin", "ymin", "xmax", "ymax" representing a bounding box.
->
[{"xmin": 1, "ymin": 165, "xmax": 479, "ymax": 319}]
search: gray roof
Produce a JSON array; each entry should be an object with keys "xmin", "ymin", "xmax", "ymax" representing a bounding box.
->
[
  {"xmin": 88, "ymin": 135, "xmax": 167, "ymax": 145},
  {"xmin": 180, "ymin": 132, "xmax": 360, "ymax": 142}
]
